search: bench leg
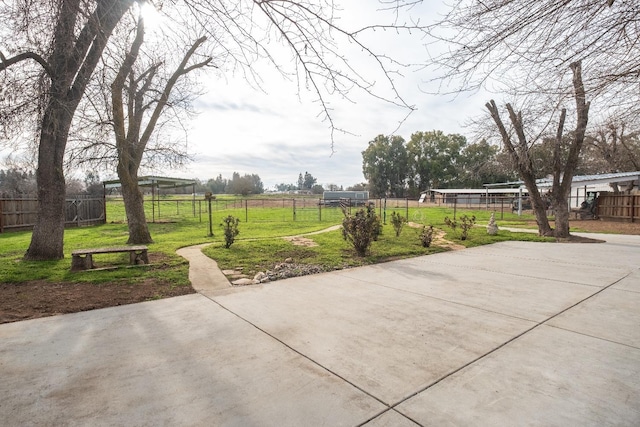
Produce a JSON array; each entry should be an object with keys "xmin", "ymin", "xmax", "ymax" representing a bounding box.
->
[
  {"xmin": 71, "ymin": 254, "xmax": 94, "ymax": 271},
  {"xmin": 130, "ymin": 250, "xmax": 149, "ymax": 265}
]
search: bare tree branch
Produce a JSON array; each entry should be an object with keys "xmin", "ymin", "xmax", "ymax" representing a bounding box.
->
[{"xmin": 0, "ymin": 51, "xmax": 53, "ymax": 76}]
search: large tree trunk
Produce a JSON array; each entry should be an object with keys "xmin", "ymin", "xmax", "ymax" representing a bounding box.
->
[
  {"xmin": 529, "ymin": 188, "xmax": 554, "ymax": 237},
  {"xmin": 23, "ymin": 0, "xmax": 132, "ymax": 260},
  {"xmin": 26, "ymin": 109, "xmax": 71, "ymax": 259},
  {"xmin": 553, "ymin": 199, "xmax": 571, "ymax": 237},
  {"xmin": 118, "ymin": 164, "xmax": 152, "ymax": 244}
]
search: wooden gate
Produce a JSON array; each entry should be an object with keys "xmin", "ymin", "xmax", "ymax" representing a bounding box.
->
[
  {"xmin": 597, "ymin": 194, "xmax": 640, "ymax": 222},
  {"xmin": 0, "ymin": 196, "xmax": 105, "ymax": 232}
]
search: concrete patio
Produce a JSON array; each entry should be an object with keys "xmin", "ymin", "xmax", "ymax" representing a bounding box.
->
[{"xmin": 1, "ymin": 233, "xmax": 639, "ymax": 426}]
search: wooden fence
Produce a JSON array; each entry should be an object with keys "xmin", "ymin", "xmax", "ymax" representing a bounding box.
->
[
  {"xmin": 597, "ymin": 194, "xmax": 640, "ymax": 222},
  {"xmin": 0, "ymin": 196, "xmax": 105, "ymax": 233}
]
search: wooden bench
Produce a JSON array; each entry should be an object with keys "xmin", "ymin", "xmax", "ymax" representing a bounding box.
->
[{"xmin": 71, "ymin": 245, "xmax": 149, "ymax": 271}]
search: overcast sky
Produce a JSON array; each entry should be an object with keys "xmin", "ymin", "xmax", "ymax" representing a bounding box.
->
[
  {"xmin": 2, "ymin": 1, "xmax": 490, "ymax": 190},
  {"xmin": 138, "ymin": 0, "xmax": 491, "ymax": 190}
]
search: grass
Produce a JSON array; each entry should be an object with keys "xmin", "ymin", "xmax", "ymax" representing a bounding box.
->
[
  {"xmin": 202, "ymin": 225, "xmax": 449, "ymax": 278},
  {"xmin": 0, "ymin": 201, "xmax": 552, "ymax": 287},
  {"xmin": 202, "ymin": 218, "xmax": 554, "ymax": 278}
]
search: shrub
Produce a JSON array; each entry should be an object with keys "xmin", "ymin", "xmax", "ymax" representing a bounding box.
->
[
  {"xmin": 459, "ymin": 214, "xmax": 476, "ymax": 240},
  {"xmin": 221, "ymin": 215, "xmax": 240, "ymax": 248},
  {"xmin": 419, "ymin": 225, "xmax": 435, "ymax": 247},
  {"xmin": 444, "ymin": 214, "xmax": 476, "ymax": 240},
  {"xmin": 390, "ymin": 211, "xmax": 408, "ymax": 237},
  {"xmin": 341, "ymin": 205, "xmax": 382, "ymax": 256}
]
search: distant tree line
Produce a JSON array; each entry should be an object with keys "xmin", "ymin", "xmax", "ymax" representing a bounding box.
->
[
  {"xmin": 275, "ymin": 171, "xmax": 324, "ymax": 194},
  {"xmin": 362, "ymin": 127, "xmax": 640, "ymax": 198},
  {"xmin": 204, "ymin": 172, "xmax": 264, "ymax": 196},
  {"xmin": 362, "ymin": 131, "xmax": 515, "ymax": 198}
]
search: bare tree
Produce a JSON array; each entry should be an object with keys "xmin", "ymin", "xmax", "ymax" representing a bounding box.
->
[
  {"xmin": 1, "ymin": 0, "xmax": 426, "ymax": 260},
  {"xmin": 1, "ymin": 0, "xmax": 133, "ymax": 260},
  {"xmin": 109, "ymin": 15, "xmax": 210, "ymax": 244},
  {"xmin": 486, "ymin": 62, "xmax": 590, "ymax": 238},
  {"xmin": 431, "ymin": 0, "xmax": 639, "ymax": 116}
]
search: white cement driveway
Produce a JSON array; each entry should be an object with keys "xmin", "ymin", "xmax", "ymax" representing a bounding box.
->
[{"xmin": 1, "ymin": 233, "xmax": 639, "ymax": 426}]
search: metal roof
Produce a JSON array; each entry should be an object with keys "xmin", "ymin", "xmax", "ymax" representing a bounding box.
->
[
  {"xmin": 103, "ymin": 175, "xmax": 197, "ymax": 189},
  {"xmin": 430, "ymin": 188, "xmax": 527, "ymax": 195},
  {"xmin": 483, "ymin": 171, "xmax": 640, "ymax": 189},
  {"xmin": 536, "ymin": 171, "xmax": 640, "ymax": 188}
]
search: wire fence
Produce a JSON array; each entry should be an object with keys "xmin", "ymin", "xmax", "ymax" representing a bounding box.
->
[
  {"xmin": 106, "ymin": 197, "xmax": 423, "ymax": 224},
  {"xmin": 105, "ymin": 195, "xmax": 525, "ymax": 226}
]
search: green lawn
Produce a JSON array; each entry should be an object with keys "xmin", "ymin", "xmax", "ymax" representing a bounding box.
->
[{"xmin": 0, "ymin": 202, "xmax": 552, "ymax": 287}]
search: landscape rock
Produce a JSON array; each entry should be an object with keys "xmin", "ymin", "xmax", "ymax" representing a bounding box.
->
[{"xmin": 231, "ymin": 278, "xmax": 258, "ymax": 286}]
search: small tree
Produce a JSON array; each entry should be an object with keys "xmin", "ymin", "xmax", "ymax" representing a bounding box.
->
[
  {"xmin": 222, "ymin": 215, "xmax": 240, "ymax": 249},
  {"xmin": 341, "ymin": 205, "xmax": 381, "ymax": 256},
  {"xmin": 444, "ymin": 214, "xmax": 476, "ymax": 241},
  {"xmin": 390, "ymin": 211, "xmax": 407, "ymax": 237},
  {"xmin": 419, "ymin": 225, "xmax": 434, "ymax": 248}
]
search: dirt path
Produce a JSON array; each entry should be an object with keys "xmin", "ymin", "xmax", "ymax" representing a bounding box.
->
[{"xmin": 282, "ymin": 224, "xmax": 342, "ymax": 247}]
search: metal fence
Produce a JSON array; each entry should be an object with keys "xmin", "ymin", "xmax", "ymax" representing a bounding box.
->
[
  {"xmin": 0, "ymin": 196, "xmax": 105, "ymax": 233},
  {"xmin": 105, "ymin": 197, "xmax": 423, "ymax": 224}
]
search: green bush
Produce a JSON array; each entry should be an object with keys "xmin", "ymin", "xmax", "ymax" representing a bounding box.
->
[
  {"xmin": 419, "ymin": 225, "xmax": 435, "ymax": 247},
  {"xmin": 390, "ymin": 211, "xmax": 408, "ymax": 237},
  {"xmin": 222, "ymin": 215, "xmax": 240, "ymax": 248},
  {"xmin": 341, "ymin": 205, "xmax": 382, "ymax": 256},
  {"xmin": 444, "ymin": 214, "xmax": 476, "ymax": 240}
]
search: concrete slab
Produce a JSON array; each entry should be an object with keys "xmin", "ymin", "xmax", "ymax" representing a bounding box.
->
[
  {"xmin": 547, "ymin": 287, "xmax": 640, "ymax": 348},
  {"xmin": 363, "ymin": 409, "xmax": 421, "ymax": 426},
  {"xmin": 214, "ymin": 274, "xmax": 536, "ymax": 405},
  {"xmin": 0, "ymin": 294, "xmax": 385, "ymax": 426},
  {"xmin": 396, "ymin": 325, "xmax": 640, "ymax": 426},
  {"xmin": 2, "ymin": 233, "xmax": 639, "ymax": 426},
  {"xmin": 613, "ymin": 269, "xmax": 640, "ymax": 293},
  {"xmin": 335, "ymin": 261, "xmax": 601, "ymax": 322},
  {"xmin": 459, "ymin": 239, "xmax": 639, "ymax": 270},
  {"xmin": 408, "ymin": 242, "xmax": 632, "ymax": 287}
]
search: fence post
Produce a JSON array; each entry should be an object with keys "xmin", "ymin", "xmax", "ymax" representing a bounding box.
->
[
  {"xmin": 405, "ymin": 198, "xmax": 409, "ymax": 220},
  {"xmin": 318, "ymin": 198, "xmax": 322, "ymax": 222},
  {"xmin": 205, "ymin": 193, "xmax": 213, "ymax": 237},
  {"xmin": 245, "ymin": 199, "xmax": 248, "ymax": 223},
  {"xmin": 383, "ymin": 198, "xmax": 387, "ymax": 224},
  {"xmin": 453, "ymin": 197, "xmax": 457, "ymax": 220},
  {"xmin": 293, "ymin": 198, "xmax": 296, "ymax": 221}
]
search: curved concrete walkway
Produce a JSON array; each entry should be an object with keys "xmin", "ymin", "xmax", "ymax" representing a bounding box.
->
[
  {"xmin": 1, "ymin": 232, "xmax": 639, "ymax": 426},
  {"xmin": 176, "ymin": 244, "xmax": 231, "ymax": 296}
]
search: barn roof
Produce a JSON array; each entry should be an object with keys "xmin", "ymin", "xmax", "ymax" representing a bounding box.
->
[
  {"xmin": 102, "ymin": 175, "xmax": 196, "ymax": 190},
  {"xmin": 483, "ymin": 171, "xmax": 640, "ymax": 190}
]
